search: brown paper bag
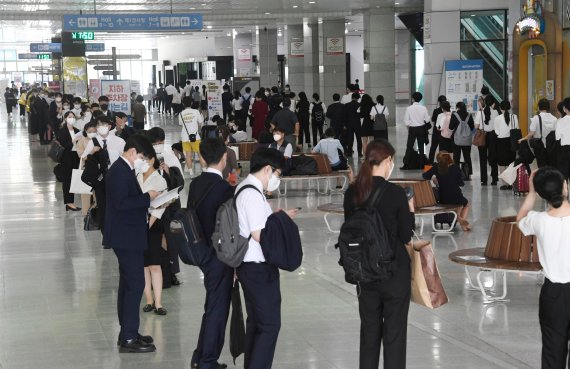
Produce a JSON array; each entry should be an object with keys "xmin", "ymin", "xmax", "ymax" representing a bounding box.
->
[{"xmin": 406, "ymin": 240, "xmax": 449, "ymax": 309}]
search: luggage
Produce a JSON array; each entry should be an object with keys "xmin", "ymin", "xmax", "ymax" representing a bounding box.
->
[
  {"xmin": 212, "ymin": 185, "xmax": 263, "ymax": 268},
  {"xmin": 513, "ymin": 165, "xmax": 530, "ymax": 196},
  {"xmin": 509, "ymin": 114, "xmax": 522, "ymax": 152},
  {"xmin": 517, "ymin": 140, "xmax": 535, "ymax": 165},
  {"xmin": 289, "ymin": 155, "xmax": 318, "ymax": 175},
  {"xmin": 336, "ymin": 183, "xmax": 395, "ymax": 284}
]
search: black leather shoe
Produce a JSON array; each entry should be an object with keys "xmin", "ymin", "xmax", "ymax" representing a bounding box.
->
[
  {"xmin": 65, "ymin": 205, "xmax": 81, "ymax": 212},
  {"xmin": 143, "ymin": 304, "xmax": 154, "ymax": 312},
  {"xmin": 191, "ymin": 363, "xmax": 228, "ymax": 369},
  {"xmin": 171, "ymin": 275, "xmax": 181, "ymax": 286},
  {"xmin": 154, "ymin": 307, "xmax": 167, "ymax": 316},
  {"xmin": 117, "ymin": 333, "xmax": 154, "ymax": 346},
  {"xmin": 118, "ymin": 338, "xmax": 156, "ymax": 353}
]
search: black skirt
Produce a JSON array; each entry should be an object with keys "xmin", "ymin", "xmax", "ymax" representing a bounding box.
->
[
  {"xmin": 496, "ymin": 137, "xmax": 515, "ymax": 166},
  {"xmin": 361, "ymin": 118, "xmax": 374, "ymax": 137},
  {"xmin": 145, "ymin": 219, "xmax": 166, "ymax": 266}
]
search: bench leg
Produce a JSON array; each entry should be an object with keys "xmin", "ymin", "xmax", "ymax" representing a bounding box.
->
[
  {"xmin": 324, "ymin": 213, "xmax": 340, "ymax": 233},
  {"xmin": 431, "ymin": 211, "xmax": 458, "ymax": 234},
  {"xmin": 464, "ymin": 266, "xmax": 494, "ymax": 291},
  {"xmin": 477, "ymin": 270, "xmax": 509, "ymax": 303},
  {"xmin": 418, "ymin": 217, "xmax": 425, "ymax": 236}
]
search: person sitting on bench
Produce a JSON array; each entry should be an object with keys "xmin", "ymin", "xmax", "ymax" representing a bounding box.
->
[{"xmin": 422, "ymin": 151, "xmax": 471, "ymax": 231}]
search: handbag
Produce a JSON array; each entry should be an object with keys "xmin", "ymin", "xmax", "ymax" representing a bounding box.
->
[
  {"xmin": 405, "ymin": 233, "xmax": 448, "ymax": 309},
  {"xmin": 83, "ymin": 207, "xmax": 100, "ymax": 231},
  {"xmin": 509, "ymin": 115, "xmax": 522, "ymax": 152},
  {"xmin": 498, "ymin": 162, "xmax": 522, "ymax": 185},
  {"xmin": 229, "ymin": 280, "xmax": 246, "ymax": 365},
  {"xmin": 529, "ymin": 115, "xmax": 546, "ymax": 151},
  {"xmin": 472, "ymin": 113, "xmax": 486, "ymax": 147},
  {"xmin": 48, "ymin": 140, "xmax": 65, "ymax": 163}
]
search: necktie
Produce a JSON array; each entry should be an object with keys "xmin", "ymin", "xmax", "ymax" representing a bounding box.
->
[{"xmin": 103, "ymin": 139, "xmax": 110, "ymax": 166}]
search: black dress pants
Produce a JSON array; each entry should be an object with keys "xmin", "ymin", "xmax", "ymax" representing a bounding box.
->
[
  {"xmin": 237, "ymin": 262, "xmax": 281, "ymax": 369},
  {"xmin": 347, "ymin": 124, "xmax": 363, "ymax": 156},
  {"xmin": 165, "ymin": 95, "xmax": 173, "ymax": 115},
  {"xmin": 311, "ymin": 119, "xmax": 324, "ymax": 146},
  {"xmin": 94, "ymin": 185, "xmax": 107, "ymax": 239},
  {"xmin": 406, "ymin": 126, "xmax": 427, "ymax": 166},
  {"xmin": 298, "ymin": 119, "xmax": 311, "ymax": 145},
  {"xmin": 539, "ymin": 279, "xmax": 570, "ymax": 369},
  {"xmin": 114, "ymin": 248, "xmax": 145, "ymax": 342},
  {"xmin": 428, "ymin": 128, "xmax": 441, "ymax": 163},
  {"xmin": 192, "ymin": 255, "xmax": 234, "ymax": 369},
  {"xmin": 557, "ymin": 146, "xmax": 570, "ymax": 180},
  {"xmin": 358, "ymin": 269, "xmax": 410, "ymax": 369},
  {"xmin": 453, "ymin": 145, "xmax": 472, "ymax": 175}
]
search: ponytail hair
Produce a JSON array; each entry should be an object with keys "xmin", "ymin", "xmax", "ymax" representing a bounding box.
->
[
  {"xmin": 500, "ymin": 100, "xmax": 511, "ymax": 125},
  {"xmin": 353, "ymin": 139, "xmax": 395, "ymax": 206},
  {"xmin": 533, "ymin": 167, "xmax": 567, "ymax": 209},
  {"xmin": 483, "ymin": 95, "xmax": 495, "ymax": 125},
  {"xmin": 456, "ymin": 102, "xmax": 467, "ymax": 116}
]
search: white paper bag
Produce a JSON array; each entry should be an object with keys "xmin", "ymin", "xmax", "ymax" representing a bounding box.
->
[
  {"xmin": 229, "ymin": 145, "xmax": 239, "ymax": 160},
  {"xmin": 70, "ymin": 169, "xmax": 92, "ymax": 194},
  {"xmin": 498, "ymin": 163, "xmax": 522, "ymax": 185}
]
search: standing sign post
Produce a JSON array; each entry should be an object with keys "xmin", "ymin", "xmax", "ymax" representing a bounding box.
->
[
  {"xmin": 205, "ymin": 80, "xmax": 223, "ymax": 120},
  {"xmin": 444, "ymin": 59, "xmax": 484, "ymax": 112},
  {"xmin": 101, "ymin": 80, "xmax": 132, "ymax": 114}
]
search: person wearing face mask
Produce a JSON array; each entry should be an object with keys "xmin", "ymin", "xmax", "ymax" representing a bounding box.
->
[
  {"xmin": 75, "ymin": 103, "xmax": 92, "ymax": 132},
  {"xmin": 187, "ymin": 138, "xmax": 236, "ymax": 369},
  {"xmin": 82, "ymin": 117, "xmax": 126, "ymax": 242},
  {"xmin": 137, "ymin": 151, "xmax": 169, "ymax": 316},
  {"xmin": 49, "ymin": 93, "xmax": 63, "ymax": 135},
  {"xmin": 57, "ymin": 111, "xmax": 81, "ymax": 211},
  {"xmin": 112, "ymin": 112, "xmax": 135, "ymax": 141},
  {"xmin": 71, "ymin": 97, "xmax": 83, "ymax": 117},
  {"xmin": 77, "ymin": 122, "xmax": 98, "ymax": 216},
  {"xmin": 235, "ymin": 148, "xmax": 299, "ymax": 369},
  {"xmin": 98, "ymin": 96, "xmax": 115, "ymax": 123},
  {"xmin": 267, "ymin": 127, "xmax": 292, "ymax": 197},
  {"xmin": 343, "ymin": 139, "xmax": 415, "ymax": 369},
  {"xmin": 104, "ymin": 135, "xmax": 160, "ymax": 353}
]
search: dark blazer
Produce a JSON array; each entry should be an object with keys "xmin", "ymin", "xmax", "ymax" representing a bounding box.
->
[
  {"xmin": 326, "ymin": 102, "xmax": 344, "ymax": 134},
  {"xmin": 117, "ymin": 126, "xmax": 136, "ymax": 142},
  {"xmin": 187, "ymin": 172, "xmax": 234, "ymax": 244},
  {"xmin": 103, "ymin": 158, "xmax": 151, "ymax": 250},
  {"xmin": 344, "ymin": 100, "xmax": 361, "ymax": 129},
  {"xmin": 260, "ymin": 211, "xmax": 303, "ymax": 271},
  {"xmin": 57, "ymin": 126, "xmax": 80, "ymax": 169},
  {"xmin": 49, "ymin": 101, "xmax": 61, "ymax": 131}
]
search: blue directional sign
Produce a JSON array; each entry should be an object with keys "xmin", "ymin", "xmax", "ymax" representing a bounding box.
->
[
  {"xmin": 85, "ymin": 43, "xmax": 105, "ymax": 52},
  {"xmin": 30, "ymin": 43, "xmax": 62, "ymax": 53},
  {"xmin": 63, "ymin": 13, "xmax": 203, "ymax": 32}
]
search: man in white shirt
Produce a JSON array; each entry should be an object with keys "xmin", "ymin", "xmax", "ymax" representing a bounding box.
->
[
  {"xmin": 235, "ymin": 148, "xmax": 298, "ymax": 369},
  {"xmin": 164, "ymin": 83, "xmax": 177, "ymax": 116},
  {"xmin": 340, "ymin": 84, "xmax": 356, "ymax": 104},
  {"xmin": 555, "ymin": 98, "xmax": 570, "ymax": 179},
  {"xmin": 183, "ymin": 81, "xmax": 193, "ymax": 98},
  {"xmin": 521, "ymin": 98, "xmax": 558, "ymax": 168},
  {"xmin": 179, "ymin": 96, "xmax": 205, "ymax": 175},
  {"xmin": 403, "ymin": 92, "xmax": 430, "ymax": 169}
]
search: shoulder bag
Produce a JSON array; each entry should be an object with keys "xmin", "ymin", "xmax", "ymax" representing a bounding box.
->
[
  {"xmin": 48, "ymin": 140, "xmax": 65, "ymax": 163},
  {"xmin": 509, "ymin": 115, "xmax": 522, "ymax": 152},
  {"xmin": 529, "ymin": 115, "xmax": 545, "ymax": 151},
  {"xmin": 472, "ymin": 111, "xmax": 486, "ymax": 147}
]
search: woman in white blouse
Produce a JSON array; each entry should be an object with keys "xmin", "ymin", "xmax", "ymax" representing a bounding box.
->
[
  {"xmin": 138, "ymin": 152, "xmax": 169, "ymax": 316},
  {"xmin": 474, "ymin": 95, "xmax": 500, "ymax": 186},
  {"xmin": 555, "ymin": 98, "xmax": 570, "ymax": 179},
  {"xmin": 517, "ymin": 167, "xmax": 570, "ymax": 368},
  {"xmin": 494, "ymin": 100, "xmax": 519, "ymax": 190},
  {"xmin": 232, "ymin": 90, "xmax": 244, "ymax": 131}
]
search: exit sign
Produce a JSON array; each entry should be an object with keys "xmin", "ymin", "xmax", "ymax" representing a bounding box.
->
[
  {"xmin": 72, "ymin": 31, "xmax": 95, "ymax": 40},
  {"xmin": 37, "ymin": 54, "xmax": 51, "ymax": 60}
]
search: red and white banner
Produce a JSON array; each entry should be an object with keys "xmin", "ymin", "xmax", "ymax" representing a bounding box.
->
[
  {"xmin": 290, "ymin": 42, "xmax": 304, "ymax": 57},
  {"xmin": 101, "ymin": 80, "xmax": 131, "ymax": 114},
  {"xmin": 326, "ymin": 37, "xmax": 344, "ymax": 55},
  {"xmin": 237, "ymin": 48, "xmax": 252, "ymax": 61}
]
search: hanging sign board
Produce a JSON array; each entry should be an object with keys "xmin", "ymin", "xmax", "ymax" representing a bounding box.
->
[
  {"xmin": 290, "ymin": 42, "xmax": 304, "ymax": 57},
  {"xmin": 237, "ymin": 48, "xmax": 251, "ymax": 62},
  {"xmin": 326, "ymin": 37, "xmax": 344, "ymax": 55}
]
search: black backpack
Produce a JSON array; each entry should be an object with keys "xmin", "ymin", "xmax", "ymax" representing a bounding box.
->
[
  {"xmin": 168, "ymin": 181, "xmax": 222, "ymax": 266},
  {"xmin": 290, "ymin": 155, "xmax": 318, "ymax": 175},
  {"xmin": 336, "ymin": 184, "xmax": 395, "ymax": 284},
  {"xmin": 312, "ymin": 102, "xmax": 324, "ymax": 124},
  {"xmin": 241, "ymin": 95, "xmax": 253, "ymax": 114}
]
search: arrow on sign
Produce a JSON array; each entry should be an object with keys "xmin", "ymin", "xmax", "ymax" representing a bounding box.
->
[
  {"xmin": 68, "ymin": 19, "xmax": 76, "ymax": 26},
  {"xmin": 192, "ymin": 18, "xmax": 199, "ymax": 25}
]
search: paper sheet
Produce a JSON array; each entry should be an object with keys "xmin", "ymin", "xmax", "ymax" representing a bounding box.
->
[{"xmin": 150, "ymin": 186, "xmax": 181, "ymax": 209}]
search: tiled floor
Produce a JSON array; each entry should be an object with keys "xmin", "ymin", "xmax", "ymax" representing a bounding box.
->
[{"xmin": 0, "ymin": 107, "xmax": 542, "ymax": 369}]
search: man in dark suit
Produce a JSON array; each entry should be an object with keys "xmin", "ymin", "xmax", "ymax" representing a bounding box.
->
[
  {"xmin": 325, "ymin": 93, "xmax": 345, "ymax": 147},
  {"xmin": 104, "ymin": 135, "xmax": 160, "ymax": 353},
  {"xmin": 187, "ymin": 138, "xmax": 235, "ymax": 369},
  {"xmin": 113, "ymin": 112, "xmax": 135, "ymax": 141},
  {"xmin": 344, "ymin": 92, "xmax": 362, "ymax": 157}
]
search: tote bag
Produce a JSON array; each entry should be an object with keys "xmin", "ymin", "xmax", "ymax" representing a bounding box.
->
[
  {"xmin": 70, "ymin": 161, "xmax": 92, "ymax": 194},
  {"xmin": 498, "ymin": 162, "xmax": 522, "ymax": 185},
  {"xmin": 405, "ymin": 234, "xmax": 448, "ymax": 309}
]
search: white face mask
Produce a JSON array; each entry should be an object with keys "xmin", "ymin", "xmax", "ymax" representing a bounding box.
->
[
  {"xmin": 97, "ymin": 126, "xmax": 109, "ymax": 136},
  {"xmin": 267, "ymin": 172, "xmax": 281, "ymax": 192},
  {"xmin": 153, "ymin": 144, "xmax": 164, "ymax": 154},
  {"xmin": 87, "ymin": 132, "xmax": 97, "ymax": 139},
  {"xmin": 66, "ymin": 117, "xmax": 76, "ymax": 125},
  {"xmin": 387, "ymin": 159, "xmax": 395, "ymax": 179},
  {"xmin": 265, "ymin": 91, "xmax": 269, "ymax": 97},
  {"xmin": 273, "ymin": 134, "xmax": 281, "ymax": 142},
  {"xmin": 55, "ymin": 97, "xmax": 62, "ymax": 102},
  {"xmin": 74, "ymin": 104, "xmax": 81, "ymax": 109},
  {"xmin": 133, "ymin": 158, "xmax": 149, "ymax": 174},
  {"xmin": 63, "ymin": 105, "xmax": 70, "ymax": 110}
]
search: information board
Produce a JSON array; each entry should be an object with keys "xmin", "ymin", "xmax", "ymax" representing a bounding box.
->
[
  {"xmin": 205, "ymin": 80, "xmax": 223, "ymax": 120},
  {"xmin": 444, "ymin": 59, "xmax": 484, "ymax": 112},
  {"xmin": 63, "ymin": 13, "xmax": 203, "ymax": 32},
  {"xmin": 101, "ymin": 80, "xmax": 132, "ymax": 114}
]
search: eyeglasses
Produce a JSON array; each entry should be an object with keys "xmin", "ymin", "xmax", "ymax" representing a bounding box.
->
[{"xmin": 270, "ymin": 166, "xmax": 282, "ymax": 179}]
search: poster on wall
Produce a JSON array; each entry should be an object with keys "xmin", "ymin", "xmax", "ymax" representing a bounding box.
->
[
  {"xmin": 546, "ymin": 80, "xmax": 554, "ymax": 101},
  {"xmin": 205, "ymin": 80, "xmax": 223, "ymax": 120},
  {"xmin": 101, "ymin": 80, "xmax": 132, "ymax": 114},
  {"xmin": 189, "ymin": 79, "xmax": 203, "ymax": 94},
  {"xmin": 130, "ymin": 80, "xmax": 141, "ymax": 95},
  {"xmin": 290, "ymin": 42, "xmax": 304, "ymax": 57},
  {"xmin": 563, "ymin": 0, "xmax": 570, "ymax": 29},
  {"xmin": 424, "ymin": 13, "xmax": 432, "ymax": 44},
  {"xmin": 48, "ymin": 81, "xmax": 61, "ymax": 93},
  {"xmin": 326, "ymin": 37, "xmax": 344, "ymax": 55},
  {"xmin": 89, "ymin": 79, "xmax": 101, "ymax": 102},
  {"xmin": 444, "ymin": 59, "xmax": 484, "ymax": 112},
  {"xmin": 63, "ymin": 57, "xmax": 88, "ymax": 98},
  {"xmin": 237, "ymin": 48, "xmax": 252, "ymax": 61}
]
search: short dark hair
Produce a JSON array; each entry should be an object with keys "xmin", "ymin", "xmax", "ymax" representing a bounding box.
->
[
  {"xmin": 562, "ymin": 97, "xmax": 570, "ymax": 112},
  {"xmin": 136, "ymin": 95, "xmax": 144, "ymax": 103},
  {"xmin": 351, "ymin": 92, "xmax": 360, "ymax": 100},
  {"xmin": 91, "ymin": 103, "xmax": 100, "ymax": 109},
  {"xmin": 83, "ymin": 121, "xmax": 97, "ymax": 136},
  {"xmin": 98, "ymin": 95, "xmax": 109, "ymax": 102},
  {"xmin": 271, "ymin": 86, "xmax": 279, "ymax": 93},
  {"xmin": 333, "ymin": 93, "xmax": 340, "ymax": 101},
  {"xmin": 412, "ymin": 92, "xmax": 423, "ymax": 102},
  {"xmin": 191, "ymin": 101, "xmax": 200, "ymax": 109},
  {"xmin": 533, "ymin": 167, "xmax": 566, "ymax": 208},
  {"xmin": 376, "ymin": 95, "xmax": 384, "ymax": 105},
  {"xmin": 481, "ymin": 86, "xmax": 490, "ymax": 95},
  {"xmin": 312, "ymin": 93, "xmax": 320, "ymax": 101},
  {"xmin": 325, "ymin": 128, "xmax": 335, "ymax": 137},
  {"xmin": 558, "ymin": 101, "xmax": 566, "ymax": 117},
  {"xmin": 97, "ymin": 116, "xmax": 111, "ymax": 125},
  {"xmin": 250, "ymin": 148, "xmax": 285, "ymax": 173},
  {"xmin": 282, "ymin": 97, "xmax": 291, "ymax": 108},
  {"xmin": 274, "ymin": 127, "xmax": 286, "ymax": 135},
  {"xmin": 147, "ymin": 127, "xmax": 166, "ymax": 143},
  {"xmin": 114, "ymin": 111, "xmax": 127, "ymax": 120},
  {"xmin": 245, "ymin": 87, "xmax": 251, "ymax": 93},
  {"xmin": 537, "ymin": 98, "xmax": 550, "ymax": 112},
  {"xmin": 441, "ymin": 101, "xmax": 451, "ymax": 112},
  {"xmin": 182, "ymin": 96, "xmax": 193, "ymax": 107},
  {"xmin": 199, "ymin": 138, "xmax": 227, "ymax": 166},
  {"xmin": 124, "ymin": 134, "xmax": 154, "ymax": 157},
  {"xmin": 437, "ymin": 95, "xmax": 447, "ymax": 103}
]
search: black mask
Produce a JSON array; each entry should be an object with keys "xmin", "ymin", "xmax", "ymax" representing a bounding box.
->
[{"xmin": 100, "ymin": 104, "xmax": 108, "ymax": 111}]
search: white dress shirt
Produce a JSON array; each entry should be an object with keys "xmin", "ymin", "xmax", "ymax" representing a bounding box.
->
[
  {"xmin": 555, "ymin": 116, "xmax": 570, "ymax": 146},
  {"xmin": 404, "ymin": 102, "xmax": 430, "ymax": 127},
  {"xmin": 529, "ymin": 112, "xmax": 557, "ymax": 141},
  {"xmin": 138, "ymin": 170, "xmax": 168, "ymax": 219},
  {"xmin": 519, "ymin": 211, "xmax": 570, "ymax": 283},
  {"xmin": 494, "ymin": 114, "xmax": 519, "ymax": 139},
  {"xmin": 165, "ymin": 84, "xmax": 177, "ymax": 96},
  {"xmin": 474, "ymin": 109, "xmax": 498, "ymax": 132},
  {"xmin": 81, "ymin": 134, "xmax": 126, "ymax": 167},
  {"xmin": 313, "ymin": 138, "xmax": 344, "ymax": 166},
  {"xmin": 236, "ymin": 174, "xmax": 272, "ymax": 263},
  {"xmin": 179, "ymin": 108, "xmax": 204, "ymax": 142},
  {"xmin": 370, "ymin": 104, "xmax": 390, "ymax": 120},
  {"xmin": 340, "ymin": 93, "xmax": 352, "ymax": 104}
]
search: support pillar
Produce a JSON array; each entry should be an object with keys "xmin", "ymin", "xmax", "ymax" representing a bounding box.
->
[
  {"xmin": 286, "ymin": 24, "xmax": 304, "ymax": 92},
  {"xmin": 320, "ymin": 19, "xmax": 346, "ymax": 106},
  {"xmin": 259, "ymin": 28, "xmax": 279, "ymax": 87},
  {"xmin": 303, "ymin": 21, "xmax": 320, "ymax": 96},
  {"xmin": 233, "ymin": 31, "xmax": 254, "ymax": 77}
]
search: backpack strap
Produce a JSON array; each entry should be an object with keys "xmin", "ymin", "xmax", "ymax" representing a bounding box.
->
[
  {"xmin": 538, "ymin": 115, "xmax": 543, "ymax": 137},
  {"xmin": 381, "ymin": 106, "xmax": 386, "ymax": 114},
  {"xmin": 234, "ymin": 184, "xmax": 264, "ymax": 241},
  {"xmin": 366, "ymin": 182, "xmax": 387, "ymax": 209},
  {"xmin": 190, "ymin": 178, "xmax": 223, "ymax": 208}
]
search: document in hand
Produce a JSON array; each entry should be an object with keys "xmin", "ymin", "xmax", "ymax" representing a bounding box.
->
[{"xmin": 150, "ymin": 186, "xmax": 182, "ymax": 209}]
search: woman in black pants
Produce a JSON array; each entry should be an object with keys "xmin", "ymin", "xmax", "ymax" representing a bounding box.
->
[
  {"xmin": 295, "ymin": 92, "xmax": 311, "ymax": 148},
  {"xmin": 344, "ymin": 139, "xmax": 415, "ymax": 369},
  {"xmin": 449, "ymin": 102, "xmax": 474, "ymax": 179},
  {"xmin": 57, "ymin": 111, "xmax": 81, "ymax": 212},
  {"xmin": 474, "ymin": 95, "xmax": 500, "ymax": 185}
]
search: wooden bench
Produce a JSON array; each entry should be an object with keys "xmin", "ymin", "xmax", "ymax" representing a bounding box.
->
[
  {"xmin": 391, "ymin": 179, "xmax": 461, "ymax": 235},
  {"xmin": 449, "ymin": 216, "xmax": 543, "ymax": 303}
]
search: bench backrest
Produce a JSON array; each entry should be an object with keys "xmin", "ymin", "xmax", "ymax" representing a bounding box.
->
[
  {"xmin": 293, "ymin": 153, "xmax": 331, "ymax": 174},
  {"xmin": 484, "ymin": 216, "xmax": 540, "ymax": 263},
  {"xmin": 391, "ymin": 179, "xmax": 437, "ymax": 208}
]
